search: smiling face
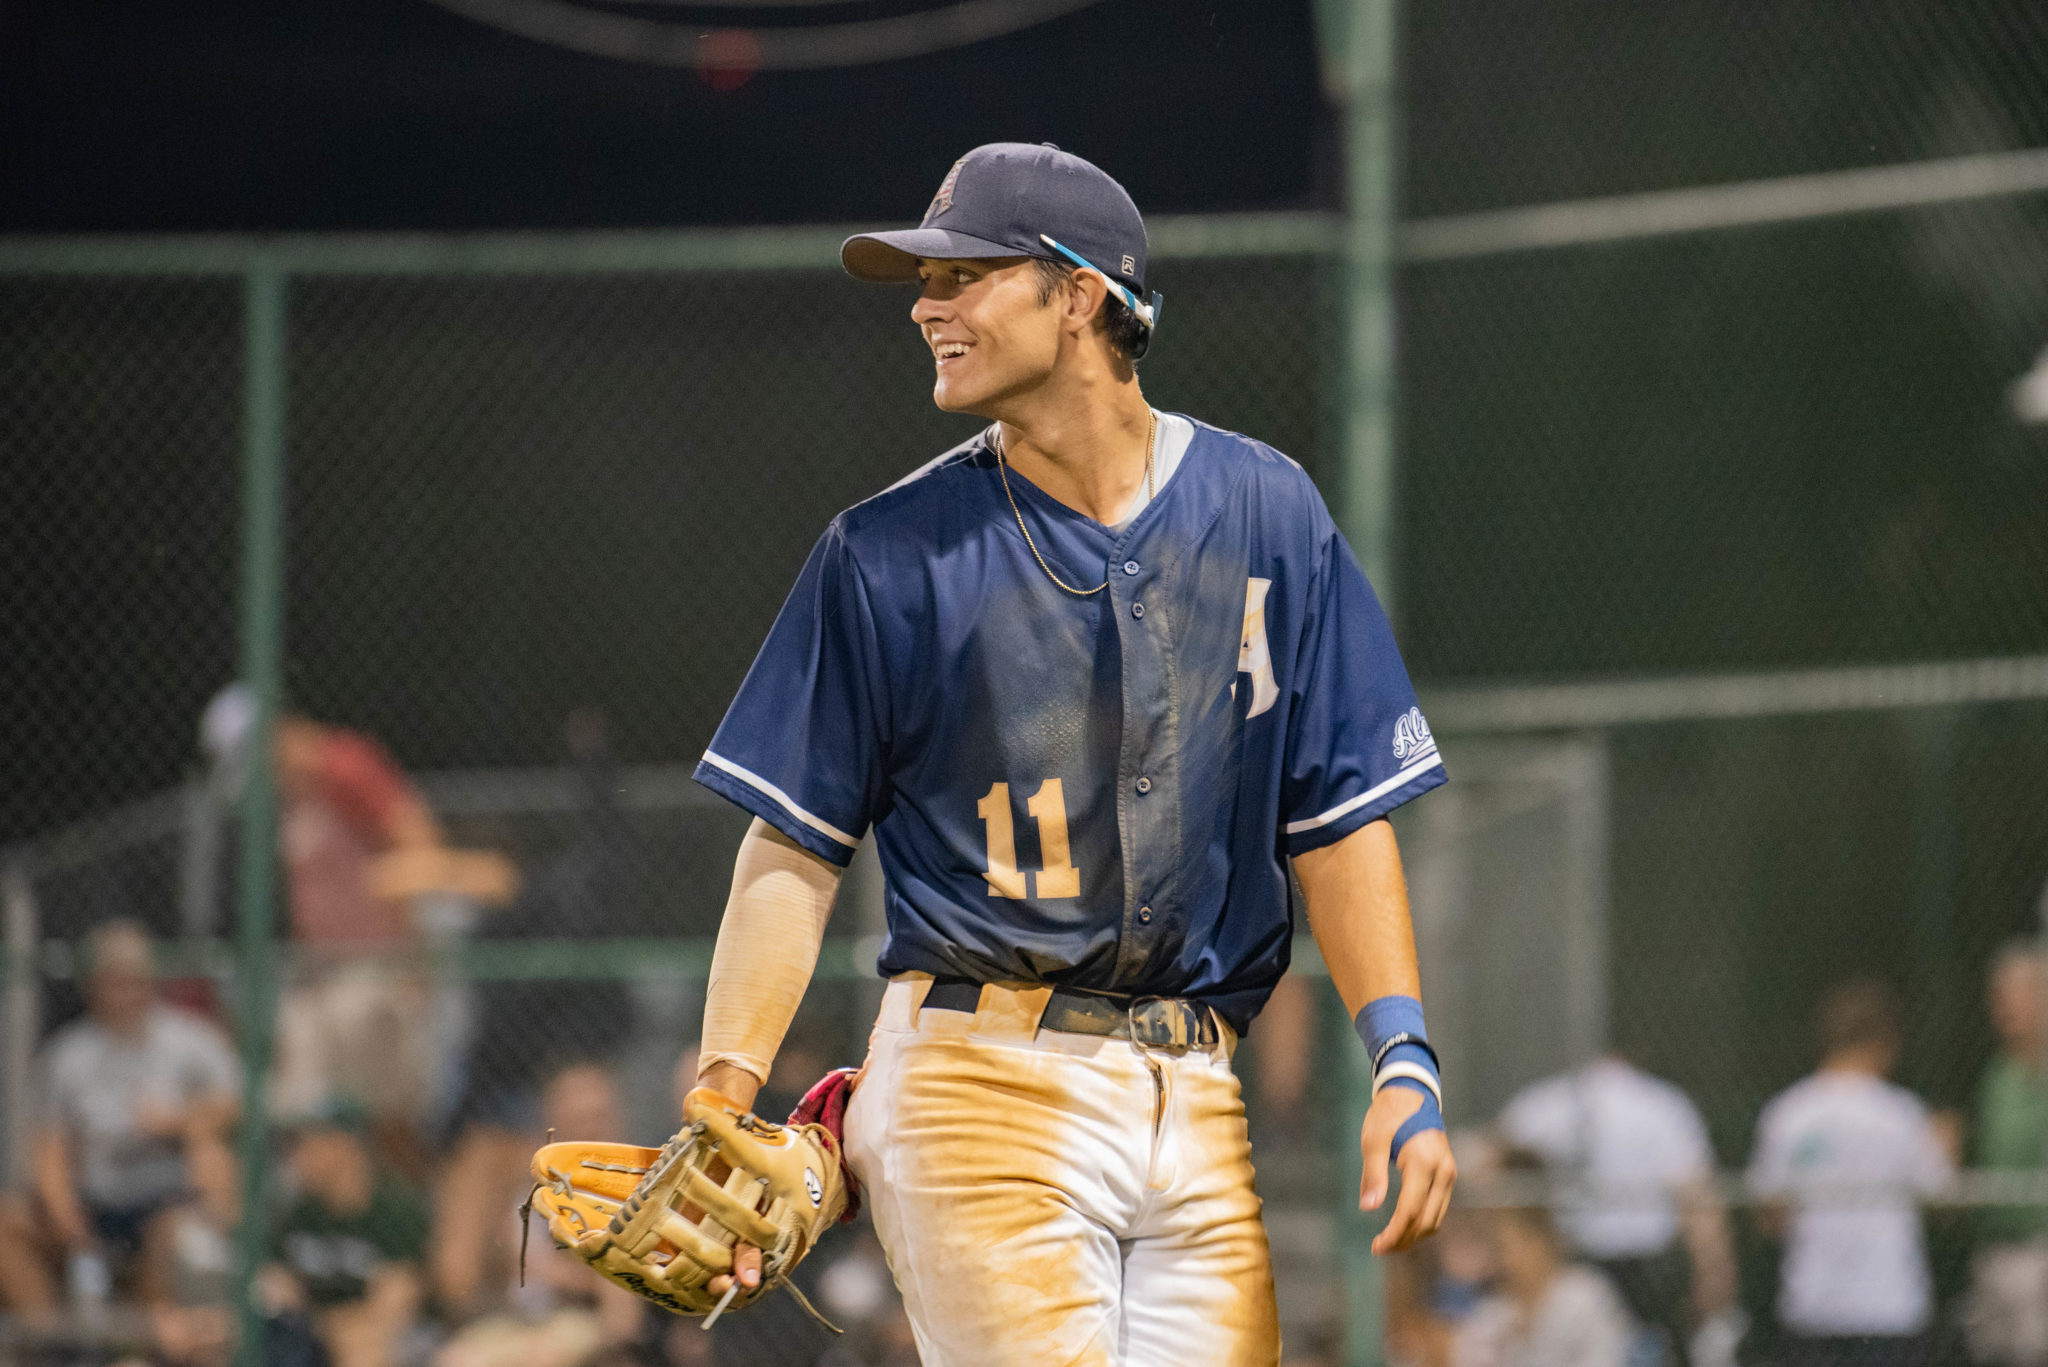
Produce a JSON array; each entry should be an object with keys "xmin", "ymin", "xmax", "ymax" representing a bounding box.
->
[{"xmin": 910, "ymin": 256, "xmax": 1065, "ymax": 415}]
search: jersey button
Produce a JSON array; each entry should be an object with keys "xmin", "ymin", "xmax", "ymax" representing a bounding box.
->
[
  {"xmin": 1131, "ymin": 602, "xmax": 1145, "ymax": 619},
  {"xmin": 1123, "ymin": 560, "xmax": 1140, "ymax": 575},
  {"xmin": 1138, "ymin": 906, "xmax": 1153, "ymax": 924},
  {"xmin": 1135, "ymin": 776, "xmax": 1151, "ymax": 794}
]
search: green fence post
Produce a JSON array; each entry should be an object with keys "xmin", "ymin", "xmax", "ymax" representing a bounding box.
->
[
  {"xmin": 1317, "ymin": 0, "xmax": 1402, "ymax": 1361},
  {"xmin": 1333, "ymin": 0, "xmax": 1401, "ymax": 599},
  {"xmin": 231, "ymin": 264, "xmax": 288, "ymax": 1367}
]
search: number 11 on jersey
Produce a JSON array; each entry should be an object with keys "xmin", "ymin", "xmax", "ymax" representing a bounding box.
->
[{"xmin": 977, "ymin": 780, "xmax": 1081, "ymax": 899}]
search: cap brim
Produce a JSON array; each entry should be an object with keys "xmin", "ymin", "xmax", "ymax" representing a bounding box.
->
[{"xmin": 840, "ymin": 228, "xmax": 1036, "ymax": 283}]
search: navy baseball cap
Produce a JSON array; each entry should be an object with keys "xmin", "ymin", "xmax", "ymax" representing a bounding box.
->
[{"xmin": 842, "ymin": 143, "xmax": 1162, "ymax": 347}]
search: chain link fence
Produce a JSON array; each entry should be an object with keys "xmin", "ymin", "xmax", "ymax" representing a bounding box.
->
[
  {"xmin": 1390, "ymin": 6, "xmax": 2048, "ymax": 1358},
  {"xmin": 5, "ymin": 4, "xmax": 2048, "ymax": 1364},
  {"xmin": 0, "ymin": 237, "xmax": 1346, "ymax": 1367}
]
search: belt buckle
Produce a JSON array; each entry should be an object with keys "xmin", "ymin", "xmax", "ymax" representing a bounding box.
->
[{"xmin": 1128, "ymin": 996, "xmax": 1193, "ymax": 1053}]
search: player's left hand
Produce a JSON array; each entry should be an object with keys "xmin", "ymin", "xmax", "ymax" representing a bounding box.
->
[{"xmin": 1357, "ymin": 1087, "xmax": 1456, "ymax": 1255}]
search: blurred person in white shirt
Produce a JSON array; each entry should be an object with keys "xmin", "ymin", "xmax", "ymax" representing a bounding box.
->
[
  {"xmin": 1452, "ymin": 1151, "xmax": 1633, "ymax": 1367},
  {"xmin": 0, "ymin": 921, "xmax": 240, "ymax": 1319},
  {"xmin": 1748, "ymin": 980, "xmax": 1953, "ymax": 1367},
  {"xmin": 1496, "ymin": 1054, "xmax": 1736, "ymax": 1364},
  {"xmin": 433, "ymin": 1062, "xmax": 646, "ymax": 1365}
]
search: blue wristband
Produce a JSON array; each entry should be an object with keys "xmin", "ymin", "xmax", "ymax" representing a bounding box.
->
[
  {"xmin": 1354, "ymin": 995, "xmax": 1445, "ymax": 1160},
  {"xmin": 1353, "ymin": 995, "xmax": 1432, "ymax": 1066}
]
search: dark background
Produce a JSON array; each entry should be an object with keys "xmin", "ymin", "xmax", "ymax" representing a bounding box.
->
[
  {"xmin": 0, "ymin": 0, "xmax": 1328, "ymax": 231},
  {"xmin": 8, "ymin": 0, "xmax": 2048, "ymax": 234},
  {"xmin": 6, "ymin": 0, "xmax": 2046, "ymax": 821},
  {"xmin": 5, "ymin": 0, "xmax": 2048, "ymax": 1155}
]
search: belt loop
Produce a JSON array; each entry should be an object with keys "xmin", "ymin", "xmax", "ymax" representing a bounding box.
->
[
  {"xmin": 1211, "ymin": 1007, "xmax": 1236, "ymax": 1059},
  {"xmin": 903, "ymin": 973, "xmax": 935, "ymax": 1029},
  {"xmin": 978, "ymin": 982, "xmax": 1054, "ymax": 1041}
]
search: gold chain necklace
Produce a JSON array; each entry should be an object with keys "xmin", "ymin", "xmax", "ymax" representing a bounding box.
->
[{"xmin": 993, "ymin": 410, "xmax": 1157, "ymax": 598}]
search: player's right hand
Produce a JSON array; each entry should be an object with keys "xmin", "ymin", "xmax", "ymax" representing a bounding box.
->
[
  {"xmin": 707, "ymin": 1245, "xmax": 763, "ymax": 1300},
  {"xmin": 698, "ymin": 1060, "xmax": 767, "ymax": 1302}
]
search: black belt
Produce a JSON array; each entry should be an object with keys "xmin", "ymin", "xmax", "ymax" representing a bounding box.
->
[{"xmin": 921, "ymin": 976, "xmax": 1221, "ymax": 1052}]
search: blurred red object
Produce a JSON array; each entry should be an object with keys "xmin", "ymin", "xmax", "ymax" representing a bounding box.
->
[{"xmin": 700, "ymin": 29, "xmax": 761, "ymax": 92}]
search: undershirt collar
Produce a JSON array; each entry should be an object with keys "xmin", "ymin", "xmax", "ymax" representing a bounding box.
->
[{"xmin": 1108, "ymin": 410, "xmax": 1194, "ymax": 533}]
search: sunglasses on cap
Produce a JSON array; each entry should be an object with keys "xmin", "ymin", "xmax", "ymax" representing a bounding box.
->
[{"xmin": 1038, "ymin": 234, "xmax": 1164, "ymax": 356}]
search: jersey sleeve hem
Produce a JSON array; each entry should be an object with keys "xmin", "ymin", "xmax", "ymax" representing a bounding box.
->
[
  {"xmin": 693, "ymin": 752, "xmax": 862, "ymax": 868},
  {"xmin": 1283, "ymin": 754, "xmax": 1447, "ymax": 856}
]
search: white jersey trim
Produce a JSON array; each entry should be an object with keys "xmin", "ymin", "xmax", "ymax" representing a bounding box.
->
[
  {"xmin": 699, "ymin": 751, "xmax": 861, "ymax": 849},
  {"xmin": 1284, "ymin": 754, "xmax": 1446, "ymax": 835}
]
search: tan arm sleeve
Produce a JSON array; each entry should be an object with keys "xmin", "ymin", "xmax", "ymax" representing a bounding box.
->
[{"xmin": 698, "ymin": 817, "xmax": 844, "ymax": 1087}]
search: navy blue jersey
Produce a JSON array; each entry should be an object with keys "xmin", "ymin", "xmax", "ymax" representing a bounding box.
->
[{"xmin": 695, "ymin": 418, "xmax": 1445, "ymax": 1031}]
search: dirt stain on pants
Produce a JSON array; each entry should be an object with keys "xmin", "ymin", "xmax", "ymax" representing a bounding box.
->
[{"xmin": 844, "ymin": 978, "xmax": 1282, "ymax": 1367}]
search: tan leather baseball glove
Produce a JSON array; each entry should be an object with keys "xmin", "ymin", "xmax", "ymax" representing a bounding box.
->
[{"xmin": 526, "ymin": 1085, "xmax": 848, "ymax": 1327}]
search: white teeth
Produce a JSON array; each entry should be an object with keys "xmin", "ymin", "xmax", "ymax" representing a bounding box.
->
[{"xmin": 937, "ymin": 342, "xmax": 968, "ymax": 359}]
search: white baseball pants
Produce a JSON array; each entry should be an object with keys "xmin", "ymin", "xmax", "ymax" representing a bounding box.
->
[{"xmin": 843, "ymin": 977, "xmax": 1281, "ymax": 1367}]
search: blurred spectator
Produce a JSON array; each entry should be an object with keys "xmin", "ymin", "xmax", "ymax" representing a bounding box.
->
[
  {"xmin": 1495, "ymin": 1053, "xmax": 1736, "ymax": 1364},
  {"xmin": 144, "ymin": 1302, "xmax": 241, "ymax": 1367},
  {"xmin": 814, "ymin": 1229, "xmax": 897, "ymax": 1333},
  {"xmin": 1964, "ymin": 939, "xmax": 2048, "ymax": 1367},
  {"xmin": 1387, "ymin": 1217, "xmax": 1478, "ymax": 1367},
  {"xmin": 434, "ymin": 1060, "xmax": 646, "ymax": 1345},
  {"xmin": 203, "ymin": 685, "xmax": 514, "ymax": 1150},
  {"xmin": 1249, "ymin": 974, "xmax": 1317, "ymax": 1126},
  {"xmin": 1451, "ymin": 1152, "xmax": 1633, "ymax": 1367},
  {"xmin": 259, "ymin": 1098, "xmax": 430, "ymax": 1367},
  {"xmin": 0, "ymin": 920, "xmax": 239, "ymax": 1318},
  {"xmin": 447, "ymin": 710, "xmax": 646, "ymax": 1148},
  {"xmin": 1277, "ymin": 1326, "xmax": 1341, "ymax": 1367},
  {"xmin": 1748, "ymin": 980, "xmax": 1952, "ymax": 1367},
  {"xmin": 1387, "ymin": 1132, "xmax": 1501, "ymax": 1367}
]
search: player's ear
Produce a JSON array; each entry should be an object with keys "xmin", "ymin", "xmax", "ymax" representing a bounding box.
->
[{"xmin": 1061, "ymin": 269, "xmax": 1105, "ymax": 337}]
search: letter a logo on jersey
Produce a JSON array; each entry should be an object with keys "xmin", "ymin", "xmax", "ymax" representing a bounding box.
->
[{"xmin": 1235, "ymin": 578, "xmax": 1279, "ymax": 719}]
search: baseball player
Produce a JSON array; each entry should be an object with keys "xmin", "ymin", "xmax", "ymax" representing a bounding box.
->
[{"xmin": 688, "ymin": 142, "xmax": 1455, "ymax": 1364}]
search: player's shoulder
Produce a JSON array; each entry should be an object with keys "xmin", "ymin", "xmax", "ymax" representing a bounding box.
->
[
  {"xmin": 1179, "ymin": 416, "xmax": 1336, "ymax": 532},
  {"xmin": 822, "ymin": 417, "xmax": 1328, "ymax": 559},
  {"xmin": 828, "ymin": 430, "xmax": 991, "ymax": 549},
  {"xmin": 1181, "ymin": 415, "xmax": 1317, "ymax": 485}
]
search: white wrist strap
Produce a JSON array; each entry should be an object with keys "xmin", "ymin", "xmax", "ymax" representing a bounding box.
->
[{"xmin": 1371, "ymin": 1060, "xmax": 1443, "ymax": 1111}]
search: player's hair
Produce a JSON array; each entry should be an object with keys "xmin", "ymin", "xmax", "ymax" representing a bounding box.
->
[
  {"xmin": 1817, "ymin": 978, "xmax": 1903, "ymax": 1057},
  {"xmin": 1032, "ymin": 256, "xmax": 1149, "ymax": 363}
]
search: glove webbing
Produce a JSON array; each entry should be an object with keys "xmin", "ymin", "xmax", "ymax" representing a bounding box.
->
[{"xmin": 520, "ymin": 1122, "xmax": 843, "ymax": 1334}]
